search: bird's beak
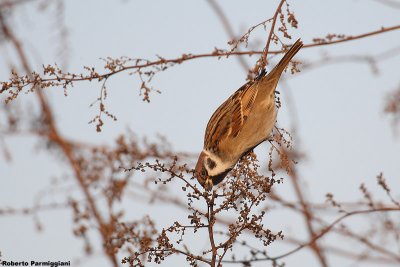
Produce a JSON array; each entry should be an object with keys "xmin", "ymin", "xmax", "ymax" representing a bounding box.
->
[{"xmin": 204, "ymin": 178, "xmax": 213, "ymax": 191}]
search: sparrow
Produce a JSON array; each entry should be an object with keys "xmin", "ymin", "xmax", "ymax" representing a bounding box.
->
[{"xmin": 195, "ymin": 39, "xmax": 303, "ymax": 191}]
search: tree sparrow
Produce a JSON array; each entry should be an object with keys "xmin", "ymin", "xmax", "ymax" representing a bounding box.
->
[{"xmin": 195, "ymin": 39, "xmax": 303, "ymax": 191}]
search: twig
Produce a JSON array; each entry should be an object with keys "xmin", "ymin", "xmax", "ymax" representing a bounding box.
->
[
  {"xmin": 206, "ymin": 0, "xmax": 250, "ymax": 71},
  {"xmin": 0, "ymin": 10, "xmax": 119, "ymax": 267},
  {"xmin": 1, "ymin": 25, "xmax": 399, "ymax": 95}
]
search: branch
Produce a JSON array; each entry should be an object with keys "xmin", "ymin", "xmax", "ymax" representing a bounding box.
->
[
  {"xmin": 0, "ymin": 0, "xmax": 36, "ymax": 9},
  {"xmin": 219, "ymin": 207, "xmax": 400, "ymax": 264},
  {"xmin": 1, "ymin": 25, "xmax": 399, "ymax": 97},
  {"xmin": 372, "ymin": 0, "xmax": 400, "ymax": 9},
  {"xmin": 273, "ymin": 207, "xmax": 400, "ymax": 261},
  {"xmin": 207, "ymin": 0, "xmax": 250, "ymax": 71},
  {"xmin": 255, "ymin": 0, "xmax": 286, "ymax": 74},
  {"xmin": 0, "ymin": 10, "xmax": 119, "ymax": 267}
]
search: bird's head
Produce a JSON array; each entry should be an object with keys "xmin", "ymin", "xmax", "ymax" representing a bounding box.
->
[{"xmin": 195, "ymin": 150, "xmax": 232, "ymax": 191}]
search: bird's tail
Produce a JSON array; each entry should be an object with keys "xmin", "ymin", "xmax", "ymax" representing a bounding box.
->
[{"xmin": 269, "ymin": 38, "xmax": 303, "ymax": 76}]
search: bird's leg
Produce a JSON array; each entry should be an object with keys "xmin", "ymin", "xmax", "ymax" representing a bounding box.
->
[{"xmin": 266, "ymin": 133, "xmax": 275, "ymax": 142}]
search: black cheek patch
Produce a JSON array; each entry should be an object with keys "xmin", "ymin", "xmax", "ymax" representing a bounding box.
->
[
  {"xmin": 211, "ymin": 168, "xmax": 232, "ymax": 186},
  {"xmin": 206, "ymin": 158, "xmax": 216, "ymax": 170}
]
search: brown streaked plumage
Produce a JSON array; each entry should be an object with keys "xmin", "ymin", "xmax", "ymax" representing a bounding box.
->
[{"xmin": 196, "ymin": 39, "xmax": 303, "ymax": 191}]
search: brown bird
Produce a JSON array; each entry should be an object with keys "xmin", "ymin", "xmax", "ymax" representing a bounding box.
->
[{"xmin": 195, "ymin": 39, "xmax": 303, "ymax": 191}]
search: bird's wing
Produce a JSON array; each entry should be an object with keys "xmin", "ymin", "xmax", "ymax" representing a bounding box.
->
[
  {"xmin": 204, "ymin": 81, "xmax": 258, "ymax": 152},
  {"xmin": 203, "ymin": 39, "xmax": 304, "ymax": 153}
]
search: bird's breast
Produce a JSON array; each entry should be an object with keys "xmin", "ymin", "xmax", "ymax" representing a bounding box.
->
[{"xmin": 223, "ymin": 97, "xmax": 277, "ymax": 163}]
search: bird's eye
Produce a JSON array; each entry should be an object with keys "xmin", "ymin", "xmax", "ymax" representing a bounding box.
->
[{"xmin": 201, "ymin": 169, "xmax": 207, "ymax": 177}]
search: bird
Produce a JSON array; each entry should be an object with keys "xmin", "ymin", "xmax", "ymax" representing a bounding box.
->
[{"xmin": 195, "ymin": 39, "xmax": 303, "ymax": 191}]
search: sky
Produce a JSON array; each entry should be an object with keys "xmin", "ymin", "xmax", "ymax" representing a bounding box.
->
[{"xmin": 1, "ymin": 0, "xmax": 400, "ymax": 266}]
